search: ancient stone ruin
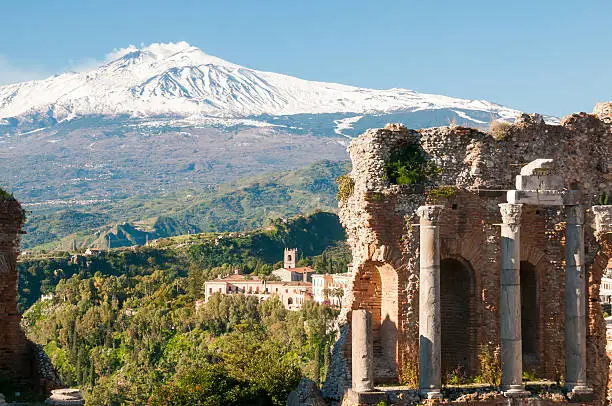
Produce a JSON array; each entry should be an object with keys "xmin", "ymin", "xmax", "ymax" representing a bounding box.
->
[
  {"xmin": 0, "ymin": 197, "xmax": 62, "ymax": 399},
  {"xmin": 324, "ymin": 103, "xmax": 612, "ymax": 405}
]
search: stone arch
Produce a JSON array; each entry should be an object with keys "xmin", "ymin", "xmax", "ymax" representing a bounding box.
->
[
  {"xmin": 440, "ymin": 256, "xmax": 479, "ymax": 378},
  {"xmin": 520, "ymin": 261, "xmax": 540, "ymax": 371},
  {"xmin": 351, "ymin": 261, "xmax": 400, "ymax": 383}
]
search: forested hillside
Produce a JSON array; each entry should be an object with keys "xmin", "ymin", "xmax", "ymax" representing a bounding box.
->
[
  {"xmin": 19, "ymin": 211, "xmax": 349, "ymax": 311},
  {"xmin": 24, "ymin": 276, "xmax": 337, "ymax": 405},
  {"xmin": 21, "ymin": 211, "xmax": 349, "ymax": 405},
  {"xmin": 23, "ymin": 160, "xmax": 350, "ymax": 251}
]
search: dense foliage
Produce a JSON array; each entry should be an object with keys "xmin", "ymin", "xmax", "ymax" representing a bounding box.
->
[
  {"xmin": 336, "ymin": 174, "xmax": 354, "ymax": 203},
  {"xmin": 24, "ymin": 268, "xmax": 338, "ymax": 405},
  {"xmin": 384, "ymin": 144, "xmax": 439, "ymax": 185},
  {"xmin": 19, "ymin": 212, "xmax": 350, "ymax": 404}
]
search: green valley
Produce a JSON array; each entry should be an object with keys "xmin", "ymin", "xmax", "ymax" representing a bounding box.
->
[{"xmin": 23, "ymin": 160, "xmax": 350, "ymax": 251}]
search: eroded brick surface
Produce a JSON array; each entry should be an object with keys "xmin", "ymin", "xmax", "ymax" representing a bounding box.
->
[
  {"xmin": 0, "ymin": 199, "xmax": 62, "ymax": 394},
  {"xmin": 0, "ymin": 200, "xmax": 30, "ymax": 380}
]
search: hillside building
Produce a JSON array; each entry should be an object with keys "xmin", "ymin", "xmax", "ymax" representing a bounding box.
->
[
  {"xmin": 600, "ymin": 265, "xmax": 612, "ymax": 310},
  {"xmin": 271, "ymin": 248, "xmax": 315, "ymax": 282},
  {"xmin": 272, "ymin": 266, "xmax": 315, "ymax": 283},
  {"xmin": 312, "ymin": 272, "xmax": 353, "ymax": 307},
  {"xmin": 204, "ymin": 269, "xmax": 313, "ymax": 310}
]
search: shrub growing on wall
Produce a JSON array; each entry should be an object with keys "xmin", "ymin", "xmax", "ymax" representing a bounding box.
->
[
  {"xmin": 384, "ymin": 144, "xmax": 439, "ymax": 185},
  {"xmin": 0, "ymin": 187, "xmax": 15, "ymax": 201},
  {"xmin": 489, "ymin": 120, "xmax": 512, "ymax": 141},
  {"xmin": 336, "ymin": 174, "xmax": 354, "ymax": 202}
]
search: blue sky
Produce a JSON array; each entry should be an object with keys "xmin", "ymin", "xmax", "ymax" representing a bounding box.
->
[{"xmin": 1, "ymin": 0, "xmax": 610, "ymax": 117}]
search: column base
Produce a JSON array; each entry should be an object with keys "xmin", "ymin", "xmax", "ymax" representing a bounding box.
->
[
  {"xmin": 566, "ymin": 384, "xmax": 593, "ymax": 395},
  {"xmin": 566, "ymin": 383, "xmax": 594, "ymax": 396},
  {"xmin": 347, "ymin": 388, "xmax": 387, "ymax": 405},
  {"xmin": 420, "ymin": 388, "xmax": 443, "ymax": 400},
  {"xmin": 503, "ymin": 385, "xmax": 530, "ymax": 398},
  {"xmin": 566, "ymin": 385, "xmax": 595, "ymax": 402}
]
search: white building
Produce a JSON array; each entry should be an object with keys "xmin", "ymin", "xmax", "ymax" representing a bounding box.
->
[
  {"xmin": 312, "ymin": 271, "xmax": 353, "ymax": 307},
  {"xmin": 601, "ymin": 269, "xmax": 612, "ymax": 305},
  {"xmin": 202, "ymin": 249, "xmax": 353, "ymax": 310},
  {"xmin": 203, "ymin": 270, "xmax": 312, "ymax": 310}
]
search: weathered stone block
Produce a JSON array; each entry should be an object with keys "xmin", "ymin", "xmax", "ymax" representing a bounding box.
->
[
  {"xmin": 515, "ymin": 175, "xmax": 564, "ymax": 191},
  {"xmin": 506, "ymin": 190, "xmax": 565, "ymax": 206}
]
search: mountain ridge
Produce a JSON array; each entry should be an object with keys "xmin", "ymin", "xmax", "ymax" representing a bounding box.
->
[{"xmin": 0, "ymin": 41, "xmax": 522, "ymax": 128}]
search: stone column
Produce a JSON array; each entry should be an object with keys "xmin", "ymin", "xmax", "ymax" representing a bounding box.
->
[
  {"xmin": 499, "ymin": 203, "xmax": 528, "ymax": 396},
  {"xmin": 564, "ymin": 206, "xmax": 592, "ymax": 394},
  {"xmin": 352, "ymin": 309, "xmax": 374, "ymax": 393},
  {"xmin": 417, "ymin": 205, "xmax": 443, "ymax": 399}
]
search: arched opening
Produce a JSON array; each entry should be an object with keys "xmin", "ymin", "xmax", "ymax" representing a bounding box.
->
[
  {"xmin": 440, "ymin": 258, "xmax": 477, "ymax": 380},
  {"xmin": 520, "ymin": 261, "xmax": 539, "ymax": 369},
  {"xmin": 375, "ymin": 264, "xmax": 399, "ymax": 382},
  {"xmin": 351, "ymin": 262, "xmax": 399, "ymax": 383},
  {"xmin": 287, "ymin": 255, "xmax": 292, "ymax": 262},
  {"xmin": 372, "ymin": 264, "xmax": 399, "ymax": 383},
  {"xmin": 287, "ymin": 297, "xmax": 293, "ymax": 305}
]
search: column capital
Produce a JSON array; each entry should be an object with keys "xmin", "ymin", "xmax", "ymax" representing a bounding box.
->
[
  {"xmin": 499, "ymin": 203, "xmax": 523, "ymax": 225},
  {"xmin": 416, "ymin": 205, "xmax": 444, "ymax": 224},
  {"xmin": 566, "ymin": 205, "xmax": 585, "ymax": 225}
]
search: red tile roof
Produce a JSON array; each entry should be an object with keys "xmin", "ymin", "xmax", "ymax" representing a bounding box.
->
[
  {"xmin": 208, "ymin": 273, "xmax": 263, "ymax": 283},
  {"xmin": 277, "ymin": 267, "xmax": 315, "ymax": 274}
]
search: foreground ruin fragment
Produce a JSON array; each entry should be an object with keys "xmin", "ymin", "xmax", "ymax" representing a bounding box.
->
[
  {"xmin": 323, "ymin": 103, "xmax": 612, "ymax": 405},
  {"xmin": 0, "ymin": 198, "xmax": 62, "ymax": 398}
]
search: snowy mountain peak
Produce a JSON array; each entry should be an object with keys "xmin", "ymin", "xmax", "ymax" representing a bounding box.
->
[{"xmin": 0, "ymin": 41, "xmax": 522, "ymax": 124}]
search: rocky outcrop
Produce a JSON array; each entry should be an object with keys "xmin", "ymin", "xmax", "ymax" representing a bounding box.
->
[
  {"xmin": 45, "ymin": 389, "xmax": 85, "ymax": 405},
  {"xmin": 286, "ymin": 378, "xmax": 325, "ymax": 406}
]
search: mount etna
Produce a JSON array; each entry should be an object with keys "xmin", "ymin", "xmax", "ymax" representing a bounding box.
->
[{"xmin": 0, "ymin": 42, "xmax": 541, "ymax": 249}]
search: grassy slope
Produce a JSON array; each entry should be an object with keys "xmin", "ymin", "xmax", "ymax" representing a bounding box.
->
[{"xmin": 24, "ymin": 159, "xmax": 350, "ymax": 251}]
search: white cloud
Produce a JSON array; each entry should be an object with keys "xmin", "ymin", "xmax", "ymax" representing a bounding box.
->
[
  {"xmin": 67, "ymin": 44, "xmax": 141, "ymax": 73},
  {"xmin": 0, "ymin": 55, "xmax": 51, "ymax": 85},
  {"xmin": 105, "ymin": 44, "xmax": 140, "ymax": 61},
  {"xmin": 0, "ymin": 42, "xmax": 179, "ymax": 85}
]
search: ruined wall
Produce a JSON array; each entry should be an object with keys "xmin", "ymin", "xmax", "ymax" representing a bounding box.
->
[
  {"xmin": 323, "ymin": 104, "xmax": 612, "ymax": 401},
  {"xmin": 0, "ymin": 199, "xmax": 31, "ymax": 380},
  {"xmin": 0, "ymin": 199, "xmax": 61, "ymax": 394}
]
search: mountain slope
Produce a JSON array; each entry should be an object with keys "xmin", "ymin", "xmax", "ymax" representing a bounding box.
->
[
  {"xmin": 0, "ymin": 41, "xmax": 520, "ymax": 127},
  {"xmin": 23, "ymin": 160, "xmax": 351, "ymax": 251}
]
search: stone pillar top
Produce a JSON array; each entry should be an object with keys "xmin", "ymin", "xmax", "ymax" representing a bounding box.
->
[
  {"xmin": 416, "ymin": 205, "xmax": 444, "ymax": 223},
  {"xmin": 499, "ymin": 203, "xmax": 523, "ymax": 225},
  {"xmin": 593, "ymin": 102, "xmax": 612, "ymax": 124}
]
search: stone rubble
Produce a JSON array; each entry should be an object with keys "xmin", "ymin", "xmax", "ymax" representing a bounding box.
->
[{"xmin": 45, "ymin": 389, "xmax": 85, "ymax": 405}]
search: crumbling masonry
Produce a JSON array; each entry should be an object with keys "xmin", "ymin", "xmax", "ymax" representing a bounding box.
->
[
  {"xmin": 0, "ymin": 199, "xmax": 61, "ymax": 395},
  {"xmin": 323, "ymin": 103, "xmax": 612, "ymax": 405}
]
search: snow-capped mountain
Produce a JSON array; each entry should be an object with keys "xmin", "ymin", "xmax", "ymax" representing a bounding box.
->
[{"xmin": 0, "ymin": 41, "xmax": 520, "ymax": 126}]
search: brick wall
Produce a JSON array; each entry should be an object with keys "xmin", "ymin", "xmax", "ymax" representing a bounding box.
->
[{"xmin": 0, "ymin": 200, "xmax": 36, "ymax": 387}]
